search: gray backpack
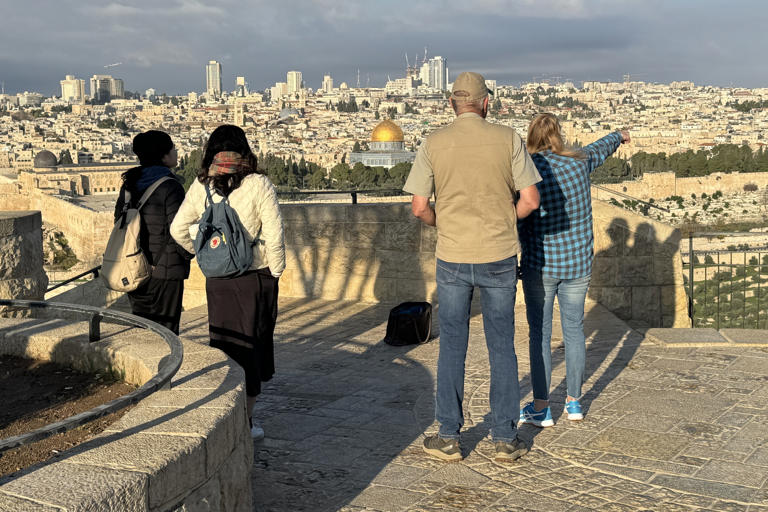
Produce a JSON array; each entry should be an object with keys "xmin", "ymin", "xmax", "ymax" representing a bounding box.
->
[
  {"xmin": 101, "ymin": 177, "xmax": 171, "ymax": 292},
  {"xmin": 193, "ymin": 184, "xmax": 254, "ymax": 278}
]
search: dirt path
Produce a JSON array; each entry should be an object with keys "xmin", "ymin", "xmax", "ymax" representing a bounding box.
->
[{"xmin": 0, "ymin": 355, "xmax": 134, "ymax": 479}]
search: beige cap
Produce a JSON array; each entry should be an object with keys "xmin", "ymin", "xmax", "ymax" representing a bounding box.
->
[{"xmin": 451, "ymin": 71, "xmax": 493, "ymax": 102}]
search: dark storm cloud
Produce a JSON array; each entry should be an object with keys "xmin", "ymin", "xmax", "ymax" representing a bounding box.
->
[{"xmin": 1, "ymin": 0, "xmax": 766, "ymax": 95}]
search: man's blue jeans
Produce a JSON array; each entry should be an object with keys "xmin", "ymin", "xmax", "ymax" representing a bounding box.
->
[
  {"xmin": 522, "ymin": 271, "xmax": 591, "ymax": 401},
  {"xmin": 435, "ymin": 255, "xmax": 520, "ymax": 443}
]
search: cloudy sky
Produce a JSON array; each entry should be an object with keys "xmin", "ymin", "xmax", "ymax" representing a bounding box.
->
[{"xmin": 2, "ymin": 0, "xmax": 766, "ymax": 96}]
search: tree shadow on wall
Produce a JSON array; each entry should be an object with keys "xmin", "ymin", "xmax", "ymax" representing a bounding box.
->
[{"xmin": 249, "ymin": 203, "xmax": 439, "ymax": 512}]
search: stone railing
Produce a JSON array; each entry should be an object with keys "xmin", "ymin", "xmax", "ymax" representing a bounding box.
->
[
  {"xmin": 0, "ymin": 211, "xmax": 47, "ymax": 302},
  {"xmin": 54, "ymin": 200, "xmax": 686, "ymax": 327},
  {"xmin": 0, "ymin": 317, "xmax": 252, "ymax": 511},
  {"xmin": 184, "ymin": 203, "xmax": 438, "ymax": 308},
  {"xmin": 185, "ymin": 201, "xmax": 688, "ymax": 328}
]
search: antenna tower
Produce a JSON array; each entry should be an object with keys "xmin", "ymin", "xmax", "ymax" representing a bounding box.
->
[{"xmin": 357, "ymin": 68, "xmax": 360, "ymax": 88}]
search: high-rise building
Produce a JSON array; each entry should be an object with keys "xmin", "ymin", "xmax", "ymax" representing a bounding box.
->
[
  {"xmin": 322, "ymin": 74, "xmax": 334, "ymax": 94},
  {"xmin": 89, "ymin": 75, "xmax": 123, "ymax": 103},
  {"xmin": 419, "ymin": 62, "xmax": 430, "ymax": 86},
  {"xmin": 60, "ymin": 75, "xmax": 85, "ymax": 103},
  {"xmin": 235, "ymin": 76, "xmax": 248, "ymax": 97},
  {"xmin": 270, "ymin": 82, "xmax": 288, "ymax": 99},
  {"xmin": 206, "ymin": 60, "xmax": 222, "ymax": 98},
  {"xmin": 287, "ymin": 71, "xmax": 302, "ymax": 95},
  {"xmin": 111, "ymin": 78, "xmax": 124, "ymax": 99},
  {"xmin": 428, "ymin": 56, "xmax": 448, "ymax": 91},
  {"xmin": 485, "ymin": 79, "xmax": 497, "ymax": 97}
]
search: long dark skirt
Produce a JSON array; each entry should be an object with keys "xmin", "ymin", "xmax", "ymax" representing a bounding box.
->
[
  {"xmin": 128, "ymin": 278, "xmax": 184, "ymax": 335},
  {"xmin": 206, "ymin": 268, "xmax": 279, "ymax": 396}
]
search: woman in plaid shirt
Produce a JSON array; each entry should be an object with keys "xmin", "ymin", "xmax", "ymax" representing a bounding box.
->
[{"xmin": 518, "ymin": 113, "xmax": 629, "ymax": 426}]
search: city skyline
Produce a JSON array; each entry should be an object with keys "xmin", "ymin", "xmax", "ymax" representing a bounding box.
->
[{"xmin": 1, "ymin": 0, "xmax": 767, "ymax": 96}]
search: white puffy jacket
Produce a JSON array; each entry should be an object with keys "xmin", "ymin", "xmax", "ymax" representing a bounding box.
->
[{"xmin": 170, "ymin": 174, "xmax": 286, "ymax": 277}]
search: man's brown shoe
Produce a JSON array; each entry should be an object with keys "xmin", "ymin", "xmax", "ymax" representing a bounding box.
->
[
  {"xmin": 423, "ymin": 435, "xmax": 463, "ymax": 461},
  {"xmin": 494, "ymin": 436, "xmax": 529, "ymax": 462}
]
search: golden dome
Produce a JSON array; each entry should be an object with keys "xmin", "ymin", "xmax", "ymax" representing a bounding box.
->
[{"xmin": 371, "ymin": 119, "xmax": 404, "ymax": 142}]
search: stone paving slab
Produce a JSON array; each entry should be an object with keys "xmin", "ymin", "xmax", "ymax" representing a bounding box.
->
[
  {"xmin": 720, "ymin": 328, "xmax": 768, "ymax": 345},
  {"xmin": 644, "ymin": 328, "xmax": 731, "ymax": 346},
  {"xmin": 180, "ymin": 298, "xmax": 768, "ymax": 511}
]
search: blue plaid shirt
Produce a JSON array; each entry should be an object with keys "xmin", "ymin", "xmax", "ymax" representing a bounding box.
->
[{"xmin": 520, "ymin": 132, "xmax": 622, "ymax": 279}]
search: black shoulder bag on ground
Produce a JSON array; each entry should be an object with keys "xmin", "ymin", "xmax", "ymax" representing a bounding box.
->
[{"xmin": 384, "ymin": 302, "xmax": 432, "ymax": 346}]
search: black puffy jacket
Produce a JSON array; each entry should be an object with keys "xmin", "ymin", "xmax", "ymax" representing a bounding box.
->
[{"xmin": 114, "ymin": 167, "xmax": 193, "ymax": 280}]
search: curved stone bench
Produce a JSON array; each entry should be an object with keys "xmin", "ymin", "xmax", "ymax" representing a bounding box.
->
[{"xmin": 0, "ymin": 318, "xmax": 252, "ymax": 511}]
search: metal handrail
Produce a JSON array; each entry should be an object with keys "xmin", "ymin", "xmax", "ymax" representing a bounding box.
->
[
  {"xmin": 0, "ymin": 300, "xmax": 183, "ymax": 454},
  {"xmin": 276, "ymin": 188, "xmax": 405, "ymax": 204},
  {"xmin": 46, "ymin": 265, "xmax": 102, "ymax": 293}
]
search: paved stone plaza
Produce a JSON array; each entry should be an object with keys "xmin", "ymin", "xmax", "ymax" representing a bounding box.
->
[{"xmin": 181, "ymin": 298, "xmax": 768, "ymax": 512}]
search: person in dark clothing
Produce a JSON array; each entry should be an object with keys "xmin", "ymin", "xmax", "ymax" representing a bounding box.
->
[{"xmin": 114, "ymin": 130, "xmax": 192, "ymax": 334}]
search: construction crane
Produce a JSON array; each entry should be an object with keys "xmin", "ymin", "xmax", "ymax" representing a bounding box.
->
[{"xmin": 104, "ymin": 62, "xmax": 122, "ymax": 69}]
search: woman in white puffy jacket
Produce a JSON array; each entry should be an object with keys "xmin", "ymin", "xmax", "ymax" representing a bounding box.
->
[{"xmin": 170, "ymin": 124, "xmax": 285, "ymax": 441}]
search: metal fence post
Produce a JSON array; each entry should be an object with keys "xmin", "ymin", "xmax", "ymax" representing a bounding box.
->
[
  {"xmin": 89, "ymin": 313, "xmax": 102, "ymax": 342},
  {"xmin": 689, "ymin": 234, "xmax": 694, "ymax": 327}
]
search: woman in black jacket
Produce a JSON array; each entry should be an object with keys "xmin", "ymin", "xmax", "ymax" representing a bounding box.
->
[{"xmin": 114, "ymin": 130, "xmax": 192, "ymax": 334}]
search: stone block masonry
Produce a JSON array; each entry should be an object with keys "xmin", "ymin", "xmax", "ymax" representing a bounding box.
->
[
  {"xmin": 0, "ymin": 211, "xmax": 48, "ymax": 301},
  {"xmin": 590, "ymin": 201, "xmax": 689, "ymax": 328},
  {"xmin": 0, "ymin": 319, "xmax": 253, "ymax": 511},
  {"xmin": 187, "ymin": 201, "xmax": 690, "ymax": 328},
  {"xmin": 591, "ymin": 170, "xmax": 768, "ymax": 203}
]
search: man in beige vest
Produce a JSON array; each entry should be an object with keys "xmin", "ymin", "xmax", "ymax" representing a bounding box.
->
[{"xmin": 404, "ymin": 71, "xmax": 541, "ymax": 462}]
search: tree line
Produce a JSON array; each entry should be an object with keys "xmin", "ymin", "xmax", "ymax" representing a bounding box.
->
[
  {"xmin": 177, "ymin": 149, "xmax": 412, "ymax": 192},
  {"xmin": 728, "ymin": 100, "xmax": 768, "ymax": 113},
  {"xmin": 591, "ymin": 143, "xmax": 768, "ymax": 183}
]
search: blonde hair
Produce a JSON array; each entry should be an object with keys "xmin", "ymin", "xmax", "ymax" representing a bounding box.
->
[{"xmin": 526, "ymin": 113, "xmax": 584, "ymax": 158}]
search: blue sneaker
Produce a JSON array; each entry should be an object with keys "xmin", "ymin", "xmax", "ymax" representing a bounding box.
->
[
  {"xmin": 566, "ymin": 400, "xmax": 583, "ymax": 421},
  {"xmin": 519, "ymin": 402, "xmax": 554, "ymax": 427}
]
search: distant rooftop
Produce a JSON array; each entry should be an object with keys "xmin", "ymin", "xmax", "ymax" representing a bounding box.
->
[{"xmin": 60, "ymin": 193, "xmax": 119, "ymax": 212}]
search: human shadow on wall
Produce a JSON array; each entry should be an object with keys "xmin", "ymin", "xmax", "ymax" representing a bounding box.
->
[{"xmin": 249, "ymin": 203, "xmax": 438, "ymax": 512}]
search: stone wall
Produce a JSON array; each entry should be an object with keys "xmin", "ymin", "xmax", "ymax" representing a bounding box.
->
[
  {"xmin": 183, "ymin": 204, "xmax": 438, "ymax": 309},
  {"xmin": 186, "ymin": 202, "xmax": 689, "ymax": 328},
  {"xmin": 0, "ymin": 318, "xmax": 252, "ymax": 511},
  {"xmin": 0, "ymin": 168, "xmax": 764, "ymax": 278},
  {"xmin": 590, "ymin": 201, "xmax": 689, "ymax": 328},
  {"xmin": 0, "ymin": 191, "xmax": 113, "ymax": 267},
  {"xmin": 592, "ymin": 171, "xmax": 768, "ymax": 202},
  {"xmin": 0, "ymin": 211, "xmax": 48, "ymax": 301}
]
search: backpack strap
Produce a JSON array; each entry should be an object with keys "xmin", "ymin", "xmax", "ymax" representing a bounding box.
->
[
  {"xmin": 118, "ymin": 186, "xmax": 131, "ymax": 228},
  {"xmin": 136, "ymin": 176, "xmax": 173, "ymax": 211},
  {"xmin": 204, "ymin": 183, "xmax": 216, "ymax": 207}
]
